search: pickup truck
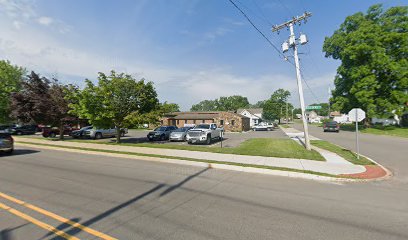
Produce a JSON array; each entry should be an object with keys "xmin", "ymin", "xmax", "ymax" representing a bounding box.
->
[
  {"xmin": 186, "ymin": 123, "xmax": 223, "ymax": 145},
  {"xmin": 84, "ymin": 127, "xmax": 128, "ymax": 139}
]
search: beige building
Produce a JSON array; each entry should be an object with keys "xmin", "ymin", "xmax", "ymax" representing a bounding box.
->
[{"xmin": 161, "ymin": 111, "xmax": 250, "ymax": 132}]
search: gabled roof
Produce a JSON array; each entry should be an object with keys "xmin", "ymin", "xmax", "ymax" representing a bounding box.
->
[{"xmin": 237, "ymin": 108, "xmax": 263, "ymax": 116}]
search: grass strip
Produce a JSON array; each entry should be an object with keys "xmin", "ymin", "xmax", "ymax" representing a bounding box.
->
[
  {"xmin": 311, "ymin": 140, "xmax": 374, "ymax": 165},
  {"xmin": 17, "ymin": 141, "xmax": 343, "ymax": 178},
  {"xmin": 54, "ymin": 138, "xmax": 325, "ymax": 161}
]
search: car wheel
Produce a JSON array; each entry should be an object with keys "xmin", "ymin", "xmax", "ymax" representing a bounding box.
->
[
  {"xmin": 5, "ymin": 148, "xmax": 13, "ymax": 155},
  {"xmin": 95, "ymin": 133, "xmax": 102, "ymax": 140},
  {"xmin": 160, "ymin": 134, "xmax": 165, "ymax": 141},
  {"xmin": 49, "ymin": 132, "xmax": 56, "ymax": 138},
  {"xmin": 336, "ymin": 130, "xmax": 339, "ymax": 133},
  {"xmin": 206, "ymin": 135, "xmax": 211, "ymax": 145}
]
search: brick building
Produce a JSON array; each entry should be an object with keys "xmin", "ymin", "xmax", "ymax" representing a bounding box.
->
[{"xmin": 161, "ymin": 112, "xmax": 250, "ymax": 132}]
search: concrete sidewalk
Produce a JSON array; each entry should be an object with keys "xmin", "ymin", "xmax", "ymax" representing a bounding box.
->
[{"xmin": 15, "ymin": 137, "xmax": 366, "ymax": 176}]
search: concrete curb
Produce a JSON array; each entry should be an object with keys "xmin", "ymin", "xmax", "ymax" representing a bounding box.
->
[
  {"xmin": 16, "ymin": 142, "xmax": 368, "ymax": 182},
  {"xmin": 279, "ymin": 125, "xmax": 392, "ymax": 182}
]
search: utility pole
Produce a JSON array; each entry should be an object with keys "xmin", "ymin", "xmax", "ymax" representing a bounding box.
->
[
  {"xmin": 272, "ymin": 12, "xmax": 312, "ymax": 150},
  {"xmin": 286, "ymin": 101, "xmax": 289, "ymax": 124},
  {"xmin": 328, "ymin": 86, "xmax": 331, "ymax": 119}
]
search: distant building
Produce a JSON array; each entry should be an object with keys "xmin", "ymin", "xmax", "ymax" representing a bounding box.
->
[
  {"xmin": 161, "ymin": 111, "xmax": 250, "ymax": 132},
  {"xmin": 237, "ymin": 108, "xmax": 263, "ymax": 127}
]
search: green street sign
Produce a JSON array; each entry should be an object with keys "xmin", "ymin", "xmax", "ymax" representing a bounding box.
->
[{"xmin": 306, "ymin": 105, "xmax": 322, "ymax": 110}]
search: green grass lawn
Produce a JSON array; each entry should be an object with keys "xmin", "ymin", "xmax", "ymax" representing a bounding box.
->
[
  {"xmin": 340, "ymin": 124, "xmax": 408, "ymax": 138},
  {"xmin": 44, "ymin": 137, "xmax": 325, "ymax": 161},
  {"xmin": 311, "ymin": 140, "xmax": 374, "ymax": 165}
]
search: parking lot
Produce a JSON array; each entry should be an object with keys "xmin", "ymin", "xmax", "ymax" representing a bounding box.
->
[{"xmin": 22, "ymin": 128, "xmax": 288, "ymax": 148}]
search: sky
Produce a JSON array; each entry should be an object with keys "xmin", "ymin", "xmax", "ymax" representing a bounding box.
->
[{"xmin": 0, "ymin": 0, "xmax": 406, "ymax": 110}]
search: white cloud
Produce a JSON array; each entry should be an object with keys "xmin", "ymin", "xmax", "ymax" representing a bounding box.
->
[{"xmin": 37, "ymin": 16, "xmax": 53, "ymax": 26}]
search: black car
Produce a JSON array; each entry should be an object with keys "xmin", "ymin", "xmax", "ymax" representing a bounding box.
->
[
  {"xmin": 10, "ymin": 125, "xmax": 37, "ymax": 135},
  {"xmin": 323, "ymin": 121, "xmax": 340, "ymax": 132},
  {"xmin": 147, "ymin": 126, "xmax": 178, "ymax": 141}
]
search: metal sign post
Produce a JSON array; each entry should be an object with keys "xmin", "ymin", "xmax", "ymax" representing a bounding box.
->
[
  {"xmin": 348, "ymin": 108, "xmax": 366, "ymax": 160},
  {"xmin": 355, "ymin": 109, "xmax": 360, "ymax": 159}
]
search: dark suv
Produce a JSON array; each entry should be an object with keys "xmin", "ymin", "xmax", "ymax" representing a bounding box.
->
[
  {"xmin": 147, "ymin": 126, "xmax": 177, "ymax": 141},
  {"xmin": 11, "ymin": 125, "xmax": 37, "ymax": 135}
]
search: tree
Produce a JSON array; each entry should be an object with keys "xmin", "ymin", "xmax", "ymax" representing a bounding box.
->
[
  {"xmin": 67, "ymin": 71, "xmax": 159, "ymax": 143},
  {"xmin": 0, "ymin": 60, "xmax": 25, "ymax": 124},
  {"xmin": 262, "ymin": 89, "xmax": 291, "ymax": 124},
  {"xmin": 323, "ymin": 4, "xmax": 408, "ymax": 123},
  {"xmin": 250, "ymin": 100, "xmax": 267, "ymax": 108},
  {"xmin": 309, "ymin": 103, "xmax": 330, "ymax": 117},
  {"xmin": 10, "ymin": 71, "xmax": 72, "ymax": 139},
  {"xmin": 160, "ymin": 101, "xmax": 180, "ymax": 113},
  {"xmin": 190, "ymin": 95, "xmax": 249, "ymax": 111}
]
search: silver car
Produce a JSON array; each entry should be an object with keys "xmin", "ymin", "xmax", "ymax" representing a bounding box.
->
[
  {"xmin": 169, "ymin": 127, "xmax": 193, "ymax": 141},
  {"xmin": 0, "ymin": 131, "xmax": 14, "ymax": 154}
]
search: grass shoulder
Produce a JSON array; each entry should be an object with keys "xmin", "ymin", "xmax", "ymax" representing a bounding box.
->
[
  {"xmin": 340, "ymin": 124, "xmax": 408, "ymax": 138},
  {"xmin": 61, "ymin": 138, "xmax": 325, "ymax": 161},
  {"xmin": 311, "ymin": 140, "xmax": 374, "ymax": 165}
]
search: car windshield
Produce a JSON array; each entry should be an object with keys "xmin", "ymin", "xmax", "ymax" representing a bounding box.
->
[
  {"xmin": 155, "ymin": 127, "xmax": 167, "ymax": 131},
  {"xmin": 327, "ymin": 121, "xmax": 338, "ymax": 125},
  {"xmin": 174, "ymin": 127, "xmax": 190, "ymax": 132},
  {"xmin": 194, "ymin": 124, "xmax": 210, "ymax": 129},
  {"xmin": 80, "ymin": 126, "xmax": 93, "ymax": 130}
]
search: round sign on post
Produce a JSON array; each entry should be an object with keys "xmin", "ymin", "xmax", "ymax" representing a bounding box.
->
[
  {"xmin": 348, "ymin": 108, "xmax": 366, "ymax": 122},
  {"xmin": 348, "ymin": 108, "xmax": 366, "ymax": 160}
]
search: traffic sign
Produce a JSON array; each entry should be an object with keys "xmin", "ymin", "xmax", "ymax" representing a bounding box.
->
[
  {"xmin": 306, "ymin": 105, "xmax": 321, "ymax": 110},
  {"xmin": 348, "ymin": 108, "xmax": 366, "ymax": 122}
]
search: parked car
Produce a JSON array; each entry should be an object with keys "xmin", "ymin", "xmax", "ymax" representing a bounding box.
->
[
  {"xmin": 169, "ymin": 127, "xmax": 193, "ymax": 141},
  {"xmin": 0, "ymin": 131, "xmax": 14, "ymax": 154},
  {"xmin": 253, "ymin": 122, "xmax": 274, "ymax": 131},
  {"xmin": 323, "ymin": 121, "xmax": 340, "ymax": 132},
  {"xmin": 147, "ymin": 126, "xmax": 177, "ymax": 141},
  {"xmin": 84, "ymin": 127, "xmax": 128, "ymax": 139},
  {"xmin": 71, "ymin": 126, "xmax": 93, "ymax": 139},
  {"xmin": 42, "ymin": 126, "xmax": 78, "ymax": 138},
  {"xmin": 186, "ymin": 123, "xmax": 222, "ymax": 145},
  {"xmin": 10, "ymin": 125, "xmax": 37, "ymax": 135}
]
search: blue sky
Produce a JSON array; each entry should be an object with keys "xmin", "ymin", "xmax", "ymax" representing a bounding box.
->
[{"xmin": 0, "ymin": 0, "xmax": 406, "ymax": 110}]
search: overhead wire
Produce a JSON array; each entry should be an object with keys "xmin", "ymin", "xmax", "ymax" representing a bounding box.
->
[{"xmin": 227, "ymin": 0, "xmax": 292, "ymax": 63}]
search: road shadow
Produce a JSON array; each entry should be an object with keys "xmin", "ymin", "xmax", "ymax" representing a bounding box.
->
[
  {"xmin": 41, "ymin": 218, "xmax": 81, "ymax": 239},
  {"xmin": 57, "ymin": 168, "xmax": 209, "ymax": 239},
  {"xmin": 0, "ymin": 149, "xmax": 40, "ymax": 157},
  {"xmin": 0, "ymin": 223, "xmax": 30, "ymax": 240}
]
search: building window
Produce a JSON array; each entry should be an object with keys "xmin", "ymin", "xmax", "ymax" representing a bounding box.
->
[
  {"xmin": 193, "ymin": 120, "xmax": 196, "ymax": 124},
  {"xmin": 231, "ymin": 120, "xmax": 235, "ymax": 126},
  {"xmin": 177, "ymin": 120, "xmax": 179, "ymax": 125},
  {"xmin": 185, "ymin": 120, "xmax": 188, "ymax": 124},
  {"xmin": 220, "ymin": 120, "xmax": 224, "ymax": 126},
  {"xmin": 202, "ymin": 120, "xmax": 205, "ymax": 123}
]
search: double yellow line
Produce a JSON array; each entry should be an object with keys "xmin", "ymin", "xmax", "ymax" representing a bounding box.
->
[{"xmin": 0, "ymin": 192, "xmax": 117, "ymax": 240}]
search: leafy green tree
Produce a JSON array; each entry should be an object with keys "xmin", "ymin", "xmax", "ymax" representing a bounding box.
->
[
  {"xmin": 67, "ymin": 71, "xmax": 159, "ymax": 143},
  {"xmin": 250, "ymin": 100, "xmax": 266, "ymax": 108},
  {"xmin": 11, "ymin": 72, "xmax": 72, "ymax": 139},
  {"xmin": 323, "ymin": 4, "xmax": 408, "ymax": 123},
  {"xmin": 190, "ymin": 95, "xmax": 249, "ymax": 111},
  {"xmin": 160, "ymin": 101, "xmax": 180, "ymax": 113},
  {"xmin": 262, "ymin": 89, "xmax": 291, "ymax": 124},
  {"xmin": 309, "ymin": 103, "xmax": 330, "ymax": 117},
  {"xmin": 0, "ymin": 60, "xmax": 25, "ymax": 124}
]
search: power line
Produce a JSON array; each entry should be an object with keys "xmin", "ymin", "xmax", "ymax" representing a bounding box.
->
[{"xmin": 227, "ymin": 0, "xmax": 287, "ymax": 61}]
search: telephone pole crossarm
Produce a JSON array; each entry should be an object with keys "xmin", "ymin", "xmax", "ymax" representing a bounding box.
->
[{"xmin": 272, "ymin": 12, "xmax": 312, "ymax": 32}]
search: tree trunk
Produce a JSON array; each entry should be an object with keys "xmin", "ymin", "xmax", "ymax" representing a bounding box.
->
[
  {"xmin": 59, "ymin": 122, "xmax": 64, "ymax": 140},
  {"xmin": 116, "ymin": 127, "xmax": 121, "ymax": 144}
]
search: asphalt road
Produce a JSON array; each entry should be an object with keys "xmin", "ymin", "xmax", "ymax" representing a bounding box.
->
[
  {"xmin": 1, "ymin": 146, "xmax": 407, "ymax": 240},
  {"xmin": 292, "ymin": 123, "xmax": 408, "ymax": 183}
]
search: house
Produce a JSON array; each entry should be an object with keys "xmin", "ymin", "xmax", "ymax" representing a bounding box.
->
[
  {"xmin": 161, "ymin": 111, "xmax": 250, "ymax": 132},
  {"xmin": 237, "ymin": 108, "xmax": 263, "ymax": 127}
]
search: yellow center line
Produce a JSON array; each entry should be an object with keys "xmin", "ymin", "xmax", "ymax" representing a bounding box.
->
[
  {"xmin": 0, "ymin": 192, "xmax": 118, "ymax": 240},
  {"xmin": 0, "ymin": 202, "xmax": 79, "ymax": 240}
]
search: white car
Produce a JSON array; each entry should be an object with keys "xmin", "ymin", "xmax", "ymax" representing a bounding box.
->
[{"xmin": 186, "ymin": 123, "xmax": 223, "ymax": 145}]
